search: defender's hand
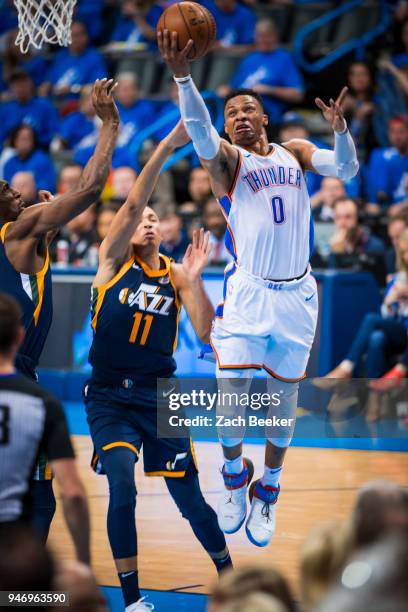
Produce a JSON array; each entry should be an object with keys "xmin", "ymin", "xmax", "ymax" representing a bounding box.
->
[
  {"xmin": 315, "ymin": 86, "xmax": 348, "ymax": 134},
  {"xmin": 163, "ymin": 121, "xmax": 191, "ymax": 150},
  {"xmin": 92, "ymin": 78, "xmax": 120, "ymax": 125},
  {"xmin": 157, "ymin": 30, "xmax": 193, "ymax": 78},
  {"xmin": 182, "ymin": 228, "xmax": 212, "ymax": 281}
]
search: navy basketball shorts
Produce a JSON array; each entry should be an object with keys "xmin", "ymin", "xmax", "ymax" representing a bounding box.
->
[{"xmin": 84, "ymin": 379, "xmax": 197, "ymax": 478}]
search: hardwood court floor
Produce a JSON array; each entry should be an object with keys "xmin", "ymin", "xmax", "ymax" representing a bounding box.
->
[{"xmin": 48, "ymin": 436, "xmax": 408, "ymax": 596}]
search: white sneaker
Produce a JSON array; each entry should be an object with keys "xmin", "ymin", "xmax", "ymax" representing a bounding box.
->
[
  {"xmin": 217, "ymin": 458, "xmax": 254, "ymax": 534},
  {"xmin": 125, "ymin": 596, "xmax": 154, "ymax": 611},
  {"xmin": 245, "ymin": 480, "xmax": 280, "ymax": 547}
]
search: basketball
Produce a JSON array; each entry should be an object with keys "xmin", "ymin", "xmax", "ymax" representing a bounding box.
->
[{"xmin": 157, "ymin": 2, "xmax": 216, "ymax": 60}]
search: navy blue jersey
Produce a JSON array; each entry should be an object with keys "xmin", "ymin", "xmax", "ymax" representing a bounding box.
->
[
  {"xmin": 0, "ymin": 223, "xmax": 53, "ymax": 379},
  {"xmin": 89, "ymin": 254, "xmax": 180, "ymax": 378}
]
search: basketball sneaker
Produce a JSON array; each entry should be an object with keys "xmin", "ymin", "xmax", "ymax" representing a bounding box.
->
[
  {"xmin": 217, "ymin": 458, "xmax": 254, "ymax": 534},
  {"xmin": 125, "ymin": 597, "xmax": 154, "ymax": 611},
  {"xmin": 245, "ymin": 479, "xmax": 280, "ymax": 547}
]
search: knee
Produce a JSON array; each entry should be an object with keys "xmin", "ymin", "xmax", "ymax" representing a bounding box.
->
[
  {"xmin": 368, "ymin": 330, "xmax": 386, "ymax": 350},
  {"xmin": 103, "ymin": 450, "xmax": 137, "ymax": 508}
]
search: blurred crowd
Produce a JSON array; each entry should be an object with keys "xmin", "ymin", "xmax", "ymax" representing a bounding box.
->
[
  {"xmin": 0, "ymin": 0, "xmax": 408, "ymax": 273},
  {"xmin": 2, "ymin": 478, "xmax": 407, "ymax": 611}
]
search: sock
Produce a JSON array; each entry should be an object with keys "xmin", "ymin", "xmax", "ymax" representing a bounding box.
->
[
  {"xmin": 261, "ymin": 466, "xmax": 282, "ymax": 488},
  {"xmin": 211, "ymin": 549, "xmax": 233, "ymax": 574},
  {"xmin": 224, "ymin": 455, "xmax": 244, "ymax": 474},
  {"xmin": 118, "ymin": 571, "xmax": 141, "ymax": 607}
]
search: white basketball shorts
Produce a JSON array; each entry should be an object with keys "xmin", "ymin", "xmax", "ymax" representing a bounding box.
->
[{"xmin": 210, "ymin": 264, "xmax": 318, "ymax": 381}]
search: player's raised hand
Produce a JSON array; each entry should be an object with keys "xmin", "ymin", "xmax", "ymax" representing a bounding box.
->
[
  {"xmin": 182, "ymin": 228, "xmax": 212, "ymax": 282},
  {"xmin": 157, "ymin": 29, "xmax": 193, "ymax": 78},
  {"xmin": 163, "ymin": 120, "xmax": 191, "ymax": 150},
  {"xmin": 92, "ymin": 78, "xmax": 120, "ymax": 125},
  {"xmin": 315, "ymin": 86, "xmax": 348, "ymax": 133}
]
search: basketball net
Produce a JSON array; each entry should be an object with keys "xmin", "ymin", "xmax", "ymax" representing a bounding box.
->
[{"xmin": 13, "ymin": 0, "xmax": 77, "ymax": 54}]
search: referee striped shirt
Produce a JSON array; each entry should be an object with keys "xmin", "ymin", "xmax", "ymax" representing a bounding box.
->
[{"xmin": 0, "ymin": 373, "xmax": 74, "ymax": 522}]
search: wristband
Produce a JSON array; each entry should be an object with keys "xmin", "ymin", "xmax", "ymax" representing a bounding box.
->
[{"xmin": 174, "ymin": 75, "xmax": 192, "ymax": 84}]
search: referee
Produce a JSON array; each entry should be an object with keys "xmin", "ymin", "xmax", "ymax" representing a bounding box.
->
[{"xmin": 0, "ymin": 293, "xmax": 90, "ymax": 565}]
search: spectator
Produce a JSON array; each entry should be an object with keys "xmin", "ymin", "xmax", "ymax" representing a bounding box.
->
[
  {"xmin": 219, "ymin": 19, "xmax": 304, "ymax": 124},
  {"xmin": 203, "ymin": 198, "xmax": 231, "ymax": 265},
  {"xmin": 342, "ymin": 62, "xmax": 381, "ymax": 159},
  {"xmin": 41, "ymin": 21, "xmax": 107, "ymax": 97},
  {"xmin": 56, "ymin": 205, "xmax": 98, "ymax": 266},
  {"xmin": 201, "ymin": 0, "xmax": 255, "ymax": 49},
  {"xmin": 58, "ymin": 163, "xmax": 83, "ymax": 194},
  {"xmin": 300, "ymin": 521, "xmax": 353, "ymax": 612},
  {"xmin": 0, "ymin": 523, "xmax": 54, "ymax": 592},
  {"xmin": 329, "ymin": 197, "xmax": 385, "ymax": 258},
  {"xmin": 216, "ymin": 593, "xmax": 288, "ymax": 612},
  {"xmin": 74, "ymin": 73, "xmax": 154, "ymax": 169},
  {"xmin": 323, "ymin": 227, "xmax": 408, "ymax": 379},
  {"xmin": 96, "ymin": 203, "xmax": 118, "ymax": 243},
  {"xmin": 159, "ymin": 209, "xmax": 190, "ymax": 262},
  {"xmin": 54, "ymin": 85, "xmax": 99, "ymax": 151},
  {"xmin": 0, "ymin": 293, "xmax": 90, "ymax": 564},
  {"xmin": 110, "ymin": 0, "xmax": 163, "ymax": 50},
  {"xmin": 52, "ymin": 560, "xmax": 107, "ymax": 612},
  {"xmin": 3, "ymin": 29, "xmax": 49, "ymax": 88},
  {"xmin": 311, "ymin": 177, "xmax": 346, "ymax": 222},
  {"xmin": 111, "ymin": 166, "xmax": 138, "ymax": 201},
  {"xmin": 392, "ymin": 17, "xmax": 408, "ymax": 69},
  {"xmin": 3, "ymin": 125, "xmax": 56, "ymax": 192},
  {"xmin": 350, "ymin": 481, "xmax": 408, "ymax": 548},
  {"xmin": 0, "ymin": 71, "xmax": 59, "ymax": 147},
  {"xmin": 208, "ymin": 566, "xmax": 296, "ymax": 612},
  {"xmin": 319, "ymin": 535, "xmax": 408, "ymax": 612},
  {"xmin": 74, "ymin": 0, "xmax": 105, "ymax": 43},
  {"xmin": 153, "ymin": 80, "xmax": 180, "ymax": 142},
  {"xmin": 385, "ymin": 209, "xmax": 408, "ymax": 275},
  {"xmin": 11, "ymin": 171, "xmax": 38, "ymax": 206},
  {"xmin": 185, "ymin": 167, "xmax": 212, "ymax": 209},
  {"xmin": 365, "ymin": 116, "xmax": 408, "ymax": 213}
]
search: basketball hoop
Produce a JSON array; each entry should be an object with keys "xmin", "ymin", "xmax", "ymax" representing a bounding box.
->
[{"xmin": 13, "ymin": 0, "xmax": 77, "ymax": 54}]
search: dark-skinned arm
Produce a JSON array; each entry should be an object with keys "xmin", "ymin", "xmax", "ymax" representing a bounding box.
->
[{"xmin": 8, "ymin": 79, "xmax": 120, "ymax": 241}]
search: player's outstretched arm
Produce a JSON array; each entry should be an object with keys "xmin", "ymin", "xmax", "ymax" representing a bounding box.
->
[
  {"xmin": 283, "ymin": 87, "xmax": 359, "ymax": 180},
  {"xmin": 95, "ymin": 121, "xmax": 190, "ymax": 285},
  {"xmin": 8, "ymin": 79, "xmax": 120, "ymax": 241},
  {"xmin": 158, "ymin": 30, "xmax": 239, "ymax": 198},
  {"xmin": 171, "ymin": 228, "xmax": 214, "ymax": 343}
]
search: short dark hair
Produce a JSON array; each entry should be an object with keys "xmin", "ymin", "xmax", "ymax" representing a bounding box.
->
[
  {"xmin": 333, "ymin": 196, "xmax": 360, "ymax": 212},
  {"xmin": 224, "ymin": 88, "xmax": 265, "ymax": 112},
  {"xmin": 9, "ymin": 124, "xmax": 38, "ymax": 149},
  {"xmin": 9, "ymin": 71, "xmax": 31, "ymax": 85},
  {"xmin": 0, "ymin": 293, "xmax": 22, "ymax": 352}
]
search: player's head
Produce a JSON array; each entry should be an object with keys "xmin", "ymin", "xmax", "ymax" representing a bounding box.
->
[
  {"xmin": 0, "ymin": 293, "xmax": 25, "ymax": 361},
  {"xmin": 131, "ymin": 206, "xmax": 161, "ymax": 250},
  {"xmin": 0, "ymin": 179, "xmax": 25, "ymax": 221},
  {"xmin": 224, "ymin": 89, "xmax": 268, "ymax": 147}
]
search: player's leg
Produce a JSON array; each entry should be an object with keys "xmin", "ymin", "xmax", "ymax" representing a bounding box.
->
[
  {"xmin": 85, "ymin": 392, "xmax": 143, "ymax": 611},
  {"xmin": 165, "ymin": 461, "xmax": 233, "ymax": 574},
  {"xmin": 215, "ymin": 367, "xmax": 258, "ymax": 534},
  {"xmin": 29, "ymin": 476, "xmax": 56, "ymax": 541},
  {"xmin": 246, "ymin": 377, "xmax": 298, "ymax": 547}
]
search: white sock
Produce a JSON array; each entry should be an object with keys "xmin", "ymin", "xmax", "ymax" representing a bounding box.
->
[
  {"xmin": 261, "ymin": 466, "xmax": 282, "ymax": 488},
  {"xmin": 340, "ymin": 359, "xmax": 354, "ymax": 374},
  {"xmin": 224, "ymin": 455, "xmax": 244, "ymax": 474}
]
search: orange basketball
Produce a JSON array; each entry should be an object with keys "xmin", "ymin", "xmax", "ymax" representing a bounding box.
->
[{"xmin": 157, "ymin": 2, "xmax": 216, "ymax": 60}]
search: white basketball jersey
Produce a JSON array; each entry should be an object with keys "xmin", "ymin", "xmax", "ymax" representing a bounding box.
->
[{"xmin": 218, "ymin": 143, "xmax": 313, "ymax": 280}]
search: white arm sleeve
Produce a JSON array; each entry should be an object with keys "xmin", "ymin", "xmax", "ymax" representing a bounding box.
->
[
  {"xmin": 311, "ymin": 127, "xmax": 359, "ymax": 180},
  {"xmin": 175, "ymin": 75, "xmax": 220, "ymax": 160}
]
